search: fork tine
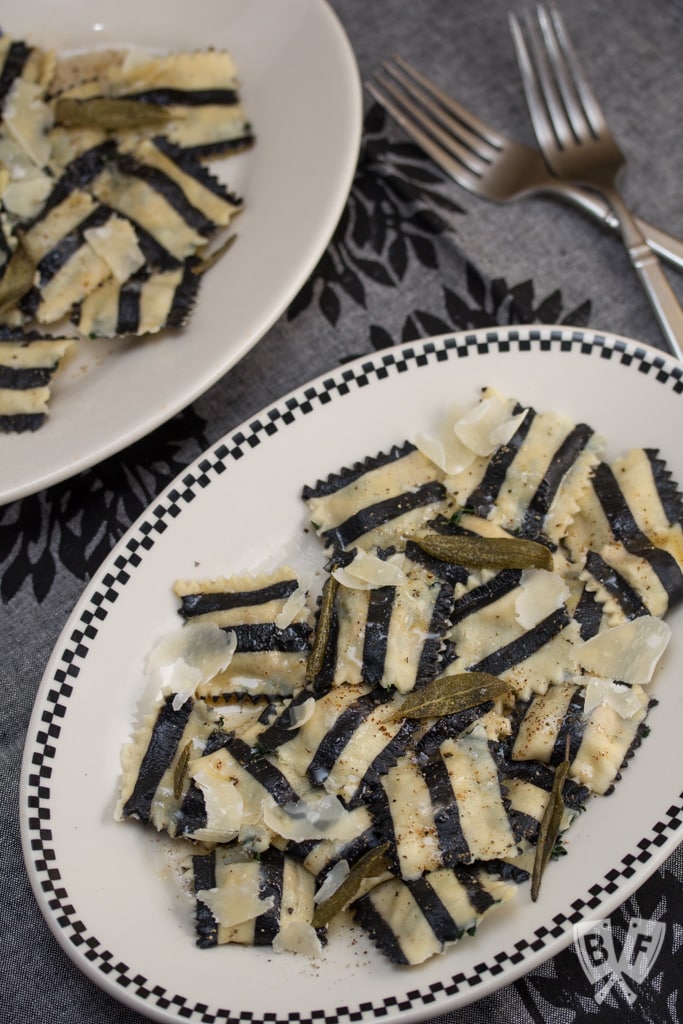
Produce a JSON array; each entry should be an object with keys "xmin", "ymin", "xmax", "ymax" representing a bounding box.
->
[
  {"xmin": 388, "ymin": 55, "xmax": 506, "ymax": 151},
  {"xmin": 509, "ymin": 11, "xmax": 561, "ymax": 153},
  {"xmin": 541, "ymin": 3, "xmax": 607, "ymax": 137},
  {"xmin": 379, "ymin": 60, "xmax": 500, "ymax": 164},
  {"xmin": 509, "ymin": 10, "xmax": 573, "ymax": 152},
  {"xmin": 365, "ymin": 76, "xmax": 485, "ymax": 193}
]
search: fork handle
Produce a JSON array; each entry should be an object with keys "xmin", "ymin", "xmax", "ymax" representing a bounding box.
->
[
  {"xmin": 553, "ymin": 184, "xmax": 683, "ymax": 272},
  {"xmin": 632, "ymin": 254, "xmax": 683, "ymax": 361},
  {"xmin": 602, "ymin": 186, "xmax": 683, "ymax": 361}
]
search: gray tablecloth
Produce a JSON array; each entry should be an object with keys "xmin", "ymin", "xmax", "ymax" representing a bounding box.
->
[{"xmin": 3, "ymin": 1, "xmax": 683, "ymax": 1021}]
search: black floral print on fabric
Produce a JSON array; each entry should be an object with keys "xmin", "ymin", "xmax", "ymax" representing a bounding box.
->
[
  {"xmin": 288, "ymin": 105, "xmax": 591, "ymax": 348},
  {"xmin": 513, "ymin": 858, "xmax": 683, "ymax": 1023},
  {"xmin": 288, "ymin": 104, "xmax": 463, "ymax": 327},
  {"xmin": 368, "ymin": 262, "xmax": 592, "ymax": 351},
  {"xmin": 0, "ymin": 406, "xmax": 210, "ymax": 603}
]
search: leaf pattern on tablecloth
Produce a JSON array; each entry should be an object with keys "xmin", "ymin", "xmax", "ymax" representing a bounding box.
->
[
  {"xmin": 287, "ymin": 105, "xmax": 592, "ymax": 348},
  {"xmin": 287, "ymin": 105, "xmax": 462, "ymax": 327},
  {"xmin": 0, "ymin": 407, "xmax": 209, "ymax": 603},
  {"xmin": 367, "ymin": 264, "xmax": 591, "ymax": 351},
  {"xmin": 510, "ymin": 856, "xmax": 683, "ymax": 1023}
]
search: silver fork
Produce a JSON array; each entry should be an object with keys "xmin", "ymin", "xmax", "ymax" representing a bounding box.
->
[
  {"xmin": 365, "ymin": 56, "xmax": 683, "ymax": 273},
  {"xmin": 510, "ymin": 3, "xmax": 683, "ymax": 359}
]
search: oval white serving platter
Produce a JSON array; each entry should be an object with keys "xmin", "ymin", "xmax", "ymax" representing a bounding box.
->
[{"xmin": 21, "ymin": 326, "xmax": 683, "ymax": 1023}]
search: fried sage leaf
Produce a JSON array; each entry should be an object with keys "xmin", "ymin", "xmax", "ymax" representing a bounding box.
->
[
  {"xmin": 173, "ymin": 740, "xmax": 193, "ymax": 800},
  {"xmin": 531, "ymin": 737, "xmax": 570, "ymax": 901},
  {"xmin": 408, "ymin": 533, "xmax": 553, "ymax": 572},
  {"xmin": 391, "ymin": 671, "xmax": 511, "ymax": 721},
  {"xmin": 0, "ymin": 240, "xmax": 35, "ymax": 315},
  {"xmin": 192, "ymin": 234, "xmax": 237, "ymax": 276},
  {"xmin": 55, "ymin": 97, "xmax": 173, "ymax": 131},
  {"xmin": 305, "ymin": 574, "xmax": 339, "ymax": 684},
  {"xmin": 312, "ymin": 842, "xmax": 390, "ymax": 928}
]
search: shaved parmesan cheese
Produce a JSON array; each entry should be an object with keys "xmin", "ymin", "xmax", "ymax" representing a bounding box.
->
[
  {"xmin": 274, "ymin": 584, "xmax": 309, "ymax": 629},
  {"xmin": 415, "ymin": 404, "xmax": 477, "ymax": 474},
  {"xmin": 453, "ymin": 392, "xmax": 528, "ymax": 457},
  {"xmin": 577, "ymin": 616, "xmax": 671, "ymax": 685},
  {"xmin": 272, "ymin": 922, "xmax": 323, "ymax": 957},
  {"xmin": 197, "ymin": 876, "xmax": 274, "ymax": 928},
  {"xmin": 332, "ymin": 550, "xmax": 406, "ymax": 590},
  {"xmin": 147, "ymin": 622, "xmax": 237, "ymax": 699},
  {"xmin": 84, "ymin": 215, "xmax": 145, "ymax": 282},
  {"xmin": 0, "ymin": 136, "xmax": 53, "ymax": 219},
  {"xmin": 583, "ymin": 677, "xmax": 645, "ymax": 719},
  {"xmin": 515, "ymin": 569, "xmax": 568, "ymax": 629},
  {"xmin": 191, "ymin": 759, "xmax": 244, "ymax": 843},
  {"xmin": 263, "ymin": 795, "xmax": 361, "ymax": 842},
  {"xmin": 314, "ymin": 859, "xmax": 350, "ymax": 904},
  {"xmin": 286, "ymin": 697, "xmax": 316, "ymax": 729},
  {"xmin": 415, "ymin": 429, "xmax": 477, "ymax": 475},
  {"xmin": 4, "ymin": 79, "xmax": 53, "ymax": 168}
]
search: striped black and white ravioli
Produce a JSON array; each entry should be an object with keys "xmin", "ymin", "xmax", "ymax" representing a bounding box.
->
[
  {"xmin": 302, "ymin": 442, "xmax": 454, "ymax": 554},
  {"xmin": 75, "ymin": 260, "xmax": 201, "ymax": 338},
  {"xmin": 115, "ymin": 390, "xmax": 683, "ymax": 966},
  {"xmin": 19, "ymin": 202, "xmax": 143, "ymax": 326},
  {"xmin": 173, "ymin": 570, "xmax": 314, "ymax": 701},
  {"xmin": 259, "ymin": 682, "xmax": 419, "ymax": 809},
  {"xmin": 443, "ymin": 562, "xmax": 582, "ymax": 702},
  {"xmin": 507, "ymin": 679, "xmax": 653, "ymax": 796},
  {"xmin": 282, "ymin": 806, "xmax": 392, "ymax": 898},
  {"xmin": 0, "ymin": 36, "xmax": 52, "ymax": 106},
  {"xmin": 1, "ymin": 32, "xmax": 252, "ymax": 402},
  {"xmin": 371, "ymin": 724, "xmax": 521, "ymax": 879},
  {"xmin": 116, "ymin": 688, "xmax": 368, "ymax": 850},
  {"xmin": 562, "ymin": 450, "xmax": 683, "ymax": 623},
  {"xmin": 115, "ymin": 692, "xmax": 232, "ymax": 835},
  {"xmin": 0, "ymin": 329, "xmax": 74, "ymax": 432},
  {"xmin": 351, "ymin": 861, "xmax": 521, "ymax": 966},
  {"xmin": 13, "ymin": 138, "xmax": 242, "ymax": 333},
  {"xmin": 307, "ymin": 544, "xmax": 456, "ymax": 695},
  {"xmin": 192, "ymin": 847, "xmax": 323, "ymax": 955},
  {"xmin": 87, "ymin": 139, "xmax": 241, "ymax": 263},
  {"xmin": 502, "ymin": 757, "xmax": 589, "ymax": 850},
  {"xmin": 50, "ymin": 48, "xmax": 255, "ymax": 160},
  {"xmin": 439, "ymin": 388, "xmax": 604, "ymax": 545},
  {"xmin": 177, "ymin": 728, "xmax": 369, "ymax": 849}
]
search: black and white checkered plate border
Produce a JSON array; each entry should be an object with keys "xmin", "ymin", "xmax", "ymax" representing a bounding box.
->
[{"xmin": 22, "ymin": 327, "xmax": 683, "ymax": 1023}]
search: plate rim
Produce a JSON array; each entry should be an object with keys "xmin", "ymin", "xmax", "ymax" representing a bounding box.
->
[
  {"xmin": 0, "ymin": 0, "xmax": 363, "ymax": 507},
  {"xmin": 20, "ymin": 324, "xmax": 683, "ymax": 1023}
]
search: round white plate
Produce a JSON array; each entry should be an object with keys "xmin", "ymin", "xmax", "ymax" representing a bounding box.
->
[
  {"xmin": 1, "ymin": 0, "xmax": 362, "ymax": 506},
  {"xmin": 21, "ymin": 326, "xmax": 683, "ymax": 1023}
]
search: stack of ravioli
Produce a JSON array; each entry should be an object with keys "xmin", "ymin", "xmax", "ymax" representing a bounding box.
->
[
  {"xmin": 0, "ymin": 32, "xmax": 252, "ymax": 431},
  {"xmin": 117, "ymin": 388, "xmax": 683, "ymax": 966}
]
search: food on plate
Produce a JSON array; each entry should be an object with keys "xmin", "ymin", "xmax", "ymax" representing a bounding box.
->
[
  {"xmin": 116, "ymin": 387, "xmax": 682, "ymax": 965},
  {"xmin": 0, "ymin": 327, "xmax": 74, "ymax": 431},
  {"xmin": 0, "ymin": 31, "xmax": 253, "ymax": 430}
]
